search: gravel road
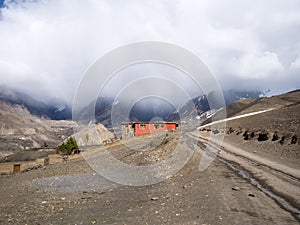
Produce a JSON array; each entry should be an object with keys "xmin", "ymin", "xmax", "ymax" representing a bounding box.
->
[{"xmin": 0, "ymin": 131, "xmax": 299, "ymax": 224}]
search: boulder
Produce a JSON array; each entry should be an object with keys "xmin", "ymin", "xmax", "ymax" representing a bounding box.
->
[{"xmin": 72, "ymin": 124, "xmax": 115, "ymax": 147}]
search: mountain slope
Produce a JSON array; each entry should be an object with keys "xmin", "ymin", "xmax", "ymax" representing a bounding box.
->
[
  {"xmin": 0, "ymin": 100, "xmax": 76, "ymax": 152},
  {"xmin": 201, "ymin": 90, "xmax": 300, "ymax": 151},
  {"xmin": 204, "ymin": 89, "xmax": 300, "ymax": 127},
  {"xmin": 77, "ymin": 90, "xmax": 262, "ymax": 128},
  {"xmin": 0, "ymin": 86, "xmax": 71, "ymax": 120},
  {"xmin": 225, "ymin": 90, "xmax": 300, "ymax": 134}
]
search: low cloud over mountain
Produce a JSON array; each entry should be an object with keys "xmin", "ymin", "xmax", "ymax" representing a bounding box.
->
[{"xmin": 0, "ymin": 0, "xmax": 299, "ymax": 104}]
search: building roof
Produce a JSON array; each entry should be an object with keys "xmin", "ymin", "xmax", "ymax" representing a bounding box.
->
[{"xmin": 121, "ymin": 121, "xmax": 178, "ymax": 125}]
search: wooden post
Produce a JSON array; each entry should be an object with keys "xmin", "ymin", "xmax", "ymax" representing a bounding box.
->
[{"xmin": 13, "ymin": 164, "xmax": 21, "ymax": 172}]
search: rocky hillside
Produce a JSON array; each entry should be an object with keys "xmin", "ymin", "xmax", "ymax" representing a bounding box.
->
[
  {"xmin": 205, "ymin": 89, "xmax": 300, "ymax": 133},
  {"xmin": 200, "ymin": 90, "xmax": 300, "ymax": 162},
  {"xmin": 72, "ymin": 124, "xmax": 115, "ymax": 147},
  {"xmin": 225, "ymin": 90, "xmax": 300, "ymax": 142},
  {"xmin": 0, "ymin": 86, "xmax": 71, "ymax": 120},
  {"xmin": 77, "ymin": 90, "xmax": 262, "ymax": 128},
  {"xmin": 0, "ymin": 100, "xmax": 77, "ymax": 152}
]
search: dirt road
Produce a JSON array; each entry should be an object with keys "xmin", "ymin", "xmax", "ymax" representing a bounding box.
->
[
  {"xmin": 190, "ymin": 131, "xmax": 300, "ymax": 221},
  {"xmin": 0, "ymin": 131, "xmax": 299, "ymax": 224}
]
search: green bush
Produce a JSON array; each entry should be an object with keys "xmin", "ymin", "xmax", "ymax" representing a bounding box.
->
[{"xmin": 56, "ymin": 137, "xmax": 79, "ymax": 155}]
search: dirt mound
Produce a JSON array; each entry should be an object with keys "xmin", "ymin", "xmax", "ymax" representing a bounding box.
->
[{"xmin": 72, "ymin": 124, "xmax": 115, "ymax": 147}]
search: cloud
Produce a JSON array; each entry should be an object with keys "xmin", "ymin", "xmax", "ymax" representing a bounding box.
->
[
  {"xmin": 227, "ymin": 51, "xmax": 284, "ymax": 79},
  {"xmin": 291, "ymin": 57, "xmax": 300, "ymax": 70},
  {"xmin": 0, "ymin": 0, "xmax": 299, "ymax": 104}
]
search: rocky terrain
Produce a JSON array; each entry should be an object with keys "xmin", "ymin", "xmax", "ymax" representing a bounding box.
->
[
  {"xmin": 0, "ymin": 89, "xmax": 299, "ymax": 224},
  {"xmin": 0, "ymin": 100, "xmax": 76, "ymax": 152},
  {"xmin": 200, "ymin": 89, "xmax": 300, "ymax": 166},
  {"xmin": 0, "ymin": 130, "xmax": 299, "ymax": 224},
  {"xmin": 72, "ymin": 124, "xmax": 115, "ymax": 147},
  {"xmin": 0, "ymin": 99, "xmax": 115, "ymax": 162}
]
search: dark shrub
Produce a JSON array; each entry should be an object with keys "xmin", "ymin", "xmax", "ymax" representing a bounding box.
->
[
  {"xmin": 72, "ymin": 149, "xmax": 81, "ymax": 154},
  {"xmin": 56, "ymin": 137, "xmax": 79, "ymax": 155},
  {"xmin": 213, "ymin": 129, "xmax": 219, "ymax": 134},
  {"xmin": 272, "ymin": 132, "xmax": 279, "ymax": 141},
  {"xmin": 279, "ymin": 136, "xmax": 285, "ymax": 145},
  {"xmin": 227, "ymin": 127, "xmax": 234, "ymax": 134},
  {"xmin": 257, "ymin": 133, "xmax": 268, "ymax": 141},
  {"xmin": 291, "ymin": 135, "xmax": 298, "ymax": 144}
]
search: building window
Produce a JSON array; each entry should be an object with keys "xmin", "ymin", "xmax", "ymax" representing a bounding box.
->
[
  {"xmin": 140, "ymin": 124, "xmax": 146, "ymax": 130},
  {"xmin": 161, "ymin": 124, "xmax": 164, "ymax": 128},
  {"xmin": 154, "ymin": 124, "xmax": 159, "ymax": 129}
]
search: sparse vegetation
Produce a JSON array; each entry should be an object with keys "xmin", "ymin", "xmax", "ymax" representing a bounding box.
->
[
  {"xmin": 227, "ymin": 127, "xmax": 234, "ymax": 134},
  {"xmin": 272, "ymin": 132, "xmax": 279, "ymax": 141},
  {"xmin": 212, "ymin": 129, "xmax": 219, "ymax": 134},
  {"xmin": 56, "ymin": 137, "xmax": 79, "ymax": 155},
  {"xmin": 291, "ymin": 135, "xmax": 298, "ymax": 144},
  {"xmin": 243, "ymin": 132, "xmax": 249, "ymax": 140},
  {"xmin": 257, "ymin": 132, "xmax": 268, "ymax": 142},
  {"xmin": 224, "ymin": 126, "xmax": 299, "ymax": 146},
  {"xmin": 279, "ymin": 136, "xmax": 285, "ymax": 145}
]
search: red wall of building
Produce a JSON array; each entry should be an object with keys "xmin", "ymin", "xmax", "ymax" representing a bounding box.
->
[
  {"xmin": 134, "ymin": 123, "xmax": 177, "ymax": 136},
  {"xmin": 135, "ymin": 124, "xmax": 150, "ymax": 136},
  {"xmin": 165, "ymin": 123, "xmax": 177, "ymax": 130}
]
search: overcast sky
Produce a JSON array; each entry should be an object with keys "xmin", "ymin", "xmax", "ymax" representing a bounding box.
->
[{"xmin": 0, "ymin": 0, "xmax": 299, "ymax": 104}]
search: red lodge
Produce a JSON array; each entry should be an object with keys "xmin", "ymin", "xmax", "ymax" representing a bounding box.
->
[{"xmin": 121, "ymin": 122, "xmax": 178, "ymax": 138}]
